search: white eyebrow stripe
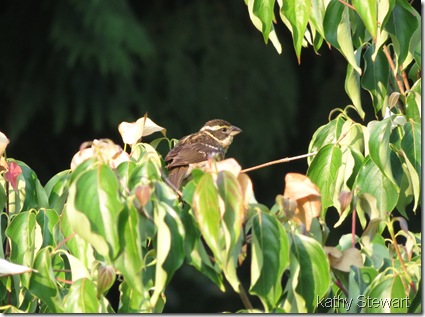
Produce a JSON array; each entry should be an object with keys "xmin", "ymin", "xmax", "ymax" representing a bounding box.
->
[{"xmin": 201, "ymin": 125, "xmax": 222, "ymax": 131}]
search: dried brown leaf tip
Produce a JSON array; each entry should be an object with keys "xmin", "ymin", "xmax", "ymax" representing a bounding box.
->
[
  {"xmin": 283, "ymin": 173, "xmax": 321, "ymax": 231},
  {"xmin": 325, "ymin": 247, "xmax": 363, "ymax": 272}
]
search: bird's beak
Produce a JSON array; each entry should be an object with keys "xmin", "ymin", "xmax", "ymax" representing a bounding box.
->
[{"xmin": 230, "ymin": 126, "xmax": 242, "ymax": 136}]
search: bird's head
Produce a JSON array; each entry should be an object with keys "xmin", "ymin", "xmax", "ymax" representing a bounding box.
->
[{"xmin": 200, "ymin": 119, "xmax": 242, "ymax": 150}]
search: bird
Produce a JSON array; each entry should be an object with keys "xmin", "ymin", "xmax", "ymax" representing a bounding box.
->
[{"xmin": 164, "ymin": 119, "xmax": 242, "ymax": 188}]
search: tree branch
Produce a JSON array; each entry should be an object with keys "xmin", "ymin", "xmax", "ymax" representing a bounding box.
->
[{"xmin": 241, "ymin": 152, "xmax": 317, "ymax": 173}]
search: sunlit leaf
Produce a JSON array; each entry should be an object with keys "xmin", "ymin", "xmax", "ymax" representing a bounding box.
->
[
  {"xmin": 345, "ymin": 48, "xmax": 365, "ymax": 118},
  {"xmin": 289, "ymin": 233, "xmax": 331, "ymax": 312},
  {"xmin": 29, "ymin": 248, "xmax": 63, "ymax": 313},
  {"xmin": 0, "ymin": 131, "xmax": 9, "ymax": 157},
  {"xmin": 5, "ymin": 211, "xmax": 43, "ymax": 288},
  {"xmin": 353, "ymin": 0, "xmax": 377, "ymax": 40},
  {"xmin": 246, "ymin": 0, "xmax": 282, "ymax": 53},
  {"xmin": 323, "ymin": 1, "xmax": 362, "ymax": 74},
  {"xmin": 192, "ymin": 173, "xmax": 224, "ymax": 263},
  {"xmin": 367, "ymin": 118, "xmax": 395, "ymax": 183},
  {"xmin": 405, "ymin": 79, "xmax": 421, "ymax": 123},
  {"xmin": 280, "ymin": 0, "xmax": 311, "ymax": 63},
  {"xmin": 0, "ymin": 259, "xmax": 35, "ymax": 276},
  {"xmin": 283, "ymin": 173, "xmax": 321, "ymax": 231},
  {"xmin": 355, "ymin": 157, "xmax": 398, "ymax": 219},
  {"xmin": 325, "ymin": 247, "xmax": 363, "ymax": 272},
  {"xmin": 307, "ymin": 144, "xmax": 342, "ymax": 216},
  {"xmin": 118, "ymin": 114, "xmax": 166, "ymax": 146},
  {"xmin": 64, "ymin": 278, "xmax": 99, "ymax": 313},
  {"xmin": 65, "ymin": 164, "xmax": 124, "ymax": 260},
  {"xmin": 114, "ymin": 205, "xmax": 144, "ymax": 297},
  {"xmin": 151, "ymin": 201, "xmax": 185, "ymax": 308},
  {"xmin": 250, "ymin": 212, "xmax": 289, "ymax": 311},
  {"xmin": 363, "ymin": 274, "xmax": 409, "ymax": 313},
  {"xmin": 252, "ymin": 0, "xmax": 275, "ymax": 43},
  {"xmin": 44, "ymin": 170, "xmax": 71, "ymax": 211}
]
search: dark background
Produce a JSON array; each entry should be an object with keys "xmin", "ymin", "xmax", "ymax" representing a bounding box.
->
[{"xmin": 0, "ymin": 0, "xmax": 421, "ymax": 313}]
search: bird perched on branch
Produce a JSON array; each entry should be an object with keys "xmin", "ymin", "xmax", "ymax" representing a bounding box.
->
[{"xmin": 164, "ymin": 119, "xmax": 242, "ymax": 188}]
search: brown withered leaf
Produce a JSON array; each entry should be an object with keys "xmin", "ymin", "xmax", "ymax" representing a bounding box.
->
[
  {"xmin": 338, "ymin": 191, "xmax": 353, "ymax": 216},
  {"xmin": 325, "ymin": 246, "xmax": 363, "ymax": 272},
  {"xmin": 135, "ymin": 185, "xmax": 151, "ymax": 208},
  {"xmin": 283, "ymin": 173, "xmax": 321, "ymax": 231}
]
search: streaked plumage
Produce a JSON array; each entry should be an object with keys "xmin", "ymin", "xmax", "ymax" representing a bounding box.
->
[{"xmin": 165, "ymin": 119, "xmax": 242, "ymax": 188}]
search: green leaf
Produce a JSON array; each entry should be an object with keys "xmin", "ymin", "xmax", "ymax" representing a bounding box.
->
[
  {"xmin": 367, "ymin": 118, "xmax": 396, "ymax": 183},
  {"xmin": 280, "ymin": 0, "xmax": 311, "ymax": 63},
  {"xmin": 345, "ymin": 48, "xmax": 365, "ymax": 118},
  {"xmin": 192, "ymin": 173, "xmax": 224, "ymax": 264},
  {"xmin": 346, "ymin": 266, "xmax": 379, "ymax": 313},
  {"xmin": 151, "ymin": 201, "xmax": 185, "ymax": 308},
  {"xmin": 65, "ymin": 164, "xmax": 124, "ymax": 260},
  {"xmin": 63, "ymin": 278, "xmax": 99, "ymax": 313},
  {"xmin": 247, "ymin": 0, "xmax": 282, "ymax": 53},
  {"xmin": 405, "ymin": 79, "xmax": 421, "ymax": 123},
  {"xmin": 28, "ymin": 248, "xmax": 63, "ymax": 313},
  {"xmin": 118, "ymin": 280, "xmax": 151, "ymax": 313},
  {"xmin": 361, "ymin": 45, "xmax": 390, "ymax": 115},
  {"xmin": 36, "ymin": 209, "xmax": 60, "ymax": 248},
  {"xmin": 353, "ymin": 0, "xmax": 377, "ymax": 40},
  {"xmin": 60, "ymin": 208, "xmax": 96, "ymax": 269},
  {"xmin": 363, "ymin": 274, "xmax": 409, "ymax": 312},
  {"xmin": 355, "ymin": 157, "xmax": 398, "ymax": 217},
  {"xmin": 308, "ymin": 116, "xmax": 345, "ymax": 164},
  {"xmin": 180, "ymin": 204, "xmax": 225, "ymax": 291},
  {"xmin": 287, "ymin": 233, "xmax": 331, "ymax": 312},
  {"xmin": 307, "ymin": 144, "xmax": 343, "ymax": 215},
  {"xmin": 5, "ymin": 211, "xmax": 43, "ymax": 288},
  {"xmin": 44, "ymin": 170, "xmax": 70, "ymax": 212},
  {"xmin": 249, "ymin": 212, "xmax": 289, "ymax": 311},
  {"xmin": 217, "ymin": 171, "xmax": 244, "ymax": 257},
  {"xmin": 401, "ymin": 121, "xmax": 421, "ymax": 181},
  {"xmin": 385, "ymin": 0, "xmax": 420, "ymax": 68},
  {"xmin": 253, "ymin": 0, "xmax": 275, "ymax": 43},
  {"xmin": 114, "ymin": 205, "xmax": 144, "ymax": 297},
  {"xmin": 309, "ymin": 0, "xmax": 326, "ymax": 38},
  {"xmin": 323, "ymin": 1, "xmax": 362, "ymax": 74}
]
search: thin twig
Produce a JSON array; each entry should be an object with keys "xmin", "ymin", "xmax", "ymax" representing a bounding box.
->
[
  {"xmin": 338, "ymin": 0, "xmax": 356, "ymax": 11},
  {"xmin": 400, "ymin": 66, "xmax": 411, "ymax": 91},
  {"xmin": 241, "ymin": 152, "xmax": 317, "ymax": 173},
  {"xmin": 54, "ymin": 233, "xmax": 76, "ymax": 252},
  {"xmin": 238, "ymin": 283, "xmax": 254, "ymax": 310},
  {"xmin": 57, "ymin": 277, "xmax": 73, "ymax": 285},
  {"xmin": 160, "ymin": 169, "xmax": 183, "ymax": 198},
  {"xmin": 352, "ymin": 207, "xmax": 356, "ymax": 248},
  {"xmin": 382, "ymin": 45, "xmax": 405, "ymax": 95}
]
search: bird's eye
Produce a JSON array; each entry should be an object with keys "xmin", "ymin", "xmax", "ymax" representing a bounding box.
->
[{"xmin": 221, "ymin": 127, "xmax": 228, "ymax": 133}]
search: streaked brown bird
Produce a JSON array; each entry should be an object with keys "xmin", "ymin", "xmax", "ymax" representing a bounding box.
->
[{"xmin": 164, "ymin": 119, "xmax": 242, "ymax": 188}]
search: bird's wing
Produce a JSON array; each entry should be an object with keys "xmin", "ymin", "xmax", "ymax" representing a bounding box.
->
[{"xmin": 165, "ymin": 136, "xmax": 224, "ymax": 169}]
